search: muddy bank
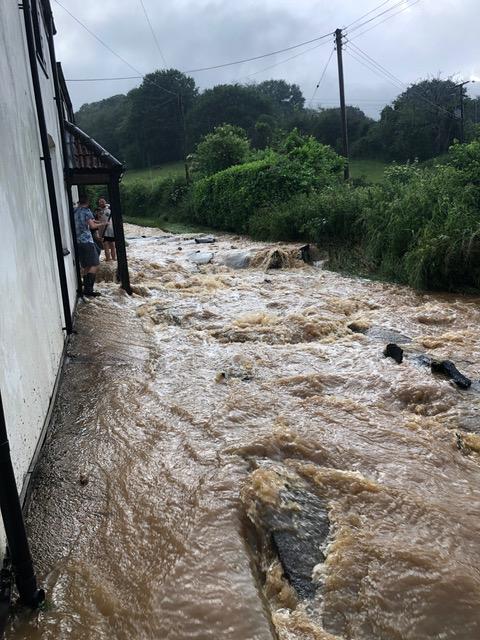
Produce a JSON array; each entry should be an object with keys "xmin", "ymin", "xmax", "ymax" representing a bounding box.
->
[{"xmin": 6, "ymin": 225, "xmax": 480, "ymax": 640}]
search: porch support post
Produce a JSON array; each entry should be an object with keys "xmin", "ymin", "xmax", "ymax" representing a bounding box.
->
[
  {"xmin": 108, "ymin": 176, "xmax": 132, "ymax": 295},
  {"xmin": 0, "ymin": 392, "xmax": 44, "ymax": 609}
]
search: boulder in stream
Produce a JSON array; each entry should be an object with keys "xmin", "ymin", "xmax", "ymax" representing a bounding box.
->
[
  {"xmin": 243, "ymin": 469, "xmax": 329, "ymax": 600},
  {"xmin": 194, "ymin": 236, "xmax": 216, "ymax": 244},
  {"xmin": 384, "ymin": 343, "xmax": 404, "ymax": 364},
  {"xmin": 431, "ymin": 360, "xmax": 472, "ymax": 389}
]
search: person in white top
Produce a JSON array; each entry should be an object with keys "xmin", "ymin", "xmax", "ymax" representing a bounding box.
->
[{"xmin": 97, "ymin": 197, "xmax": 116, "ymax": 262}]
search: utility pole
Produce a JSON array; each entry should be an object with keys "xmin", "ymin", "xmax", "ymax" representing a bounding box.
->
[
  {"xmin": 459, "ymin": 84, "xmax": 465, "ymax": 143},
  {"xmin": 453, "ymin": 80, "xmax": 472, "ymax": 143},
  {"xmin": 335, "ymin": 28, "xmax": 349, "ymax": 180},
  {"xmin": 178, "ymin": 94, "xmax": 190, "ymax": 184}
]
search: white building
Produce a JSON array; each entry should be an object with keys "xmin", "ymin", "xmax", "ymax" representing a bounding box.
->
[{"xmin": 0, "ymin": 0, "xmax": 130, "ymax": 620}]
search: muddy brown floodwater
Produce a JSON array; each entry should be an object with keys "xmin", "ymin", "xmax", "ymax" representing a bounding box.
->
[{"xmin": 6, "ymin": 224, "xmax": 480, "ymax": 640}]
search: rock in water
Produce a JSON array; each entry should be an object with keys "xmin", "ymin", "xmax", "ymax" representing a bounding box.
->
[
  {"xmin": 187, "ymin": 251, "xmax": 214, "ymax": 265},
  {"xmin": 194, "ymin": 236, "xmax": 216, "ymax": 244},
  {"xmin": 431, "ymin": 360, "xmax": 472, "ymax": 389},
  {"xmin": 384, "ymin": 343, "xmax": 404, "ymax": 364},
  {"xmin": 269, "ymin": 488, "xmax": 329, "ymax": 599},
  {"xmin": 243, "ymin": 470, "xmax": 329, "ymax": 600}
]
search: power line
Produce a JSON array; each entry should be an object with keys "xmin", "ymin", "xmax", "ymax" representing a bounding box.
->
[
  {"xmin": 348, "ymin": 41, "xmax": 455, "ymax": 117},
  {"xmin": 183, "ymin": 31, "xmax": 334, "ymax": 73},
  {"xmin": 348, "ymin": 41, "xmax": 406, "ymax": 89},
  {"xmin": 345, "ymin": 43, "xmax": 457, "ymax": 119},
  {"xmin": 53, "ymin": 0, "xmax": 143, "ymax": 77},
  {"xmin": 348, "ymin": 0, "xmax": 416, "ymax": 34},
  {"xmin": 309, "ymin": 46, "xmax": 335, "ymax": 106},
  {"xmin": 346, "ymin": 0, "xmax": 396, "ymax": 29},
  {"xmin": 139, "ymin": 0, "xmax": 167, "ymax": 67},
  {"xmin": 54, "ymin": 0, "xmax": 177, "ymax": 97},
  {"xmin": 239, "ymin": 40, "xmax": 330, "ymax": 82},
  {"xmin": 67, "ymin": 76, "xmax": 142, "ymax": 82},
  {"xmin": 349, "ymin": 0, "xmax": 421, "ymax": 39}
]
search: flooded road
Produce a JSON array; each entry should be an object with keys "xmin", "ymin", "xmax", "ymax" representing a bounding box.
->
[{"xmin": 7, "ymin": 224, "xmax": 480, "ymax": 639}]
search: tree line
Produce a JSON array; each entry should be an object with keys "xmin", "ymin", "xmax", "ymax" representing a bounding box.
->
[{"xmin": 76, "ymin": 69, "xmax": 480, "ymax": 168}]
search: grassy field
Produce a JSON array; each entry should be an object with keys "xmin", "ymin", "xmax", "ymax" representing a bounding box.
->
[
  {"xmin": 124, "ymin": 215, "xmax": 213, "ymax": 235},
  {"xmin": 350, "ymin": 159, "xmax": 387, "ymax": 183},
  {"xmin": 123, "ymin": 162, "xmax": 185, "ymax": 183},
  {"xmin": 124, "ymin": 159, "xmax": 388, "ymax": 185}
]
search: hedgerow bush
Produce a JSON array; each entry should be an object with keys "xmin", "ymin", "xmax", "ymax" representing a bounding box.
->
[
  {"xmin": 358, "ymin": 145, "xmax": 480, "ymax": 290},
  {"xmin": 120, "ymin": 175, "xmax": 188, "ymax": 218},
  {"xmin": 249, "ymin": 183, "xmax": 366, "ymax": 242},
  {"xmin": 191, "ymin": 136, "xmax": 344, "ymax": 232}
]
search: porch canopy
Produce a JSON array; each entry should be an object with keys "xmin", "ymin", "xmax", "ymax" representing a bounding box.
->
[{"xmin": 64, "ymin": 120, "xmax": 131, "ymax": 294}]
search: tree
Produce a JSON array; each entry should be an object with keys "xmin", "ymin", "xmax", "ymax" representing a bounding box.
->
[
  {"xmin": 186, "ymin": 84, "xmax": 273, "ymax": 146},
  {"xmin": 312, "ymin": 106, "xmax": 373, "ymax": 153},
  {"xmin": 121, "ymin": 69, "xmax": 197, "ymax": 168},
  {"xmin": 373, "ymin": 79, "xmax": 465, "ymax": 161},
  {"xmin": 254, "ymin": 79, "xmax": 305, "ymax": 115},
  {"xmin": 192, "ymin": 125, "xmax": 250, "ymax": 176},
  {"xmin": 76, "ymin": 94, "xmax": 128, "ymax": 161}
]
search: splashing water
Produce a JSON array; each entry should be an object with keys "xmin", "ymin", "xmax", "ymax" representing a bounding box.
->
[{"xmin": 6, "ymin": 225, "xmax": 480, "ymax": 640}]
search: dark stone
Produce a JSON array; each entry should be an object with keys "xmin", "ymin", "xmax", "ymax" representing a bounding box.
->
[
  {"xmin": 431, "ymin": 360, "xmax": 472, "ymax": 389},
  {"xmin": 194, "ymin": 236, "xmax": 216, "ymax": 244},
  {"xmin": 299, "ymin": 244, "xmax": 311, "ymax": 263},
  {"xmin": 384, "ymin": 343, "xmax": 404, "ymax": 364},
  {"xmin": 255, "ymin": 485, "xmax": 329, "ymax": 600}
]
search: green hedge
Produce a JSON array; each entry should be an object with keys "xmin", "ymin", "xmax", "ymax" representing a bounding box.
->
[
  {"xmin": 120, "ymin": 175, "xmax": 188, "ymax": 219},
  {"xmin": 191, "ymin": 148, "xmax": 343, "ymax": 232}
]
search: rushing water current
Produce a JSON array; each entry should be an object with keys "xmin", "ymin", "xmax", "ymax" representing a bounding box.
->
[{"xmin": 7, "ymin": 225, "xmax": 480, "ymax": 640}]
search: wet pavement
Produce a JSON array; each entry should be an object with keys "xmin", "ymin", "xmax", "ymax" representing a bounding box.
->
[{"xmin": 6, "ymin": 224, "xmax": 480, "ymax": 640}]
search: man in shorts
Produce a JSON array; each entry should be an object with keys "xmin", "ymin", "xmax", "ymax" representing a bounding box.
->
[{"xmin": 74, "ymin": 195, "xmax": 106, "ymax": 297}]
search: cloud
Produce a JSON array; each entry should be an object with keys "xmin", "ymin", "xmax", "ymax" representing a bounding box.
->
[{"xmin": 52, "ymin": 0, "xmax": 480, "ymax": 117}]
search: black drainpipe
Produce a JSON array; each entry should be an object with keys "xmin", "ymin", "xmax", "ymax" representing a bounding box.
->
[
  {"xmin": 22, "ymin": 0, "xmax": 73, "ymax": 334},
  {"xmin": 45, "ymin": 16, "xmax": 83, "ymax": 298},
  {"xmin": 0, "ymin": 391, "xmax": 44, "ymax": 609}
]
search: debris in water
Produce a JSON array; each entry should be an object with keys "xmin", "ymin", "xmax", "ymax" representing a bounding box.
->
[
  {"xmin": 194, "ymin": 236, "xmax": 216, "ymax": 244},
  {"xmin": 431, "ymin": 359, "xmax": 472, "ymax": 389},
  {"xmin": 218, "ymin": 245, "xmax": 311, "ymax": 270},
  {"xmin": 384, "ymin": 343, "xmax": 404, "ymax": 364}
]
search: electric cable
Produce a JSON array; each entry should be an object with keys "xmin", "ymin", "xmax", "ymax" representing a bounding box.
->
[
  {"xmin": 183, "ymin": 31, "xmax": 334, "ymax": 73},
  {"xmin": 347, "ymin": 0, "xmax": 416, "ymax": 34},
  {"xmin": 309, "ymin": 46, "xmax": 335, "ymax": 106},
  {"xmin": 139, "ymin": 0, "xmax": 168, "ymax": 67},
  {"xmin": 345, "ymin": 0, "xmax": 396, "ymax": 30},
  {"xmin": 238, "ymin": 39, "xmax": 330, "ymax": 82},
  {"xmin": 345, "ymin": 45, "xmax": 457, "ymax": 119},
  {"xmin": 53, "ymin": 0, "xmax": 143, "ymax": 77},
  {"xmin": 67, "ymin": 76, "xmax": 143, "ymax": 82},
  {"xmin": 349, "ymin": 0, "xmax": 421, "ymax": 39},
  {"xmin": 347, "ymin": 41, "xmax": 455, "ymax": 117},
  {"xmin": 54, "ymin": 0, "xmax": 177, "ymax": 96}
]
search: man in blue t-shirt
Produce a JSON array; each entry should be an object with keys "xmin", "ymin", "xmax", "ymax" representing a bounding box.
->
[{"xmin": 74, "ymin": 195, "xmax": 106, "ymax": 297}]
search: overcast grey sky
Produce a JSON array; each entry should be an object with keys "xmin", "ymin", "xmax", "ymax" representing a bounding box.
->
[{"xmin": 52, "ymin": 0, "xmax": 480, "ymax": 118}]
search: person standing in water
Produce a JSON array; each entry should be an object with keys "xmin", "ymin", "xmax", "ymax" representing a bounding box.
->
[
  {"xmin": 98, "ymin": 197, "xmax": 116, "ymax": 262},
  {"xmin": 74, "ymin": 195, "xmax": 106, "ymax": 297}
]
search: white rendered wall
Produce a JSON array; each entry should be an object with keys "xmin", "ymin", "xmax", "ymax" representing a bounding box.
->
[{"xmin": 0, "ymin": 3, "xmax": 76, "ymax": 556}]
